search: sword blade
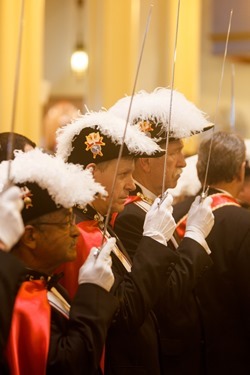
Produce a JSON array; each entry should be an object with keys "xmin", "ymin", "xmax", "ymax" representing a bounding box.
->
[
  {"xmin": 229, "ymin": 63, "xmax": 235, "ymax": 131},
  {"xmin": 201, "ymin": 8, "xmax": 233, "ymax": 200},
  {"xmin": 159, "ymin": 0, "xmax": 181, "ymax": 205},
  {"xmin": 6, "ymin": 0, "xmax": 26, "ymax": 185},
  {"xmin": 100, "ymin": 4, "xmax": 154, "ymax": 249}
]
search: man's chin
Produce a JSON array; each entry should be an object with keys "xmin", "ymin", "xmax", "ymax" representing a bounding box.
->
[
  {"xmin": 66, "ymin": 250, "xmax": 77, "ymax": 262},
  {"xmin": 168, "ymin": 181, "xmax": 178, "ymax": 189},
  {"xmin": 112, "ymin": 203, "xmax": 125, "ymax": 214}
]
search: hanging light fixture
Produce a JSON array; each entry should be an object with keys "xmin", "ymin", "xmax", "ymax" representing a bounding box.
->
[
  {"xmin": 70, "ymin": 0, "xmax": 89, "ymax": 77},
  {"xmin": 70, "ymin": 43, "xmax": 89, "ymax": 76}
]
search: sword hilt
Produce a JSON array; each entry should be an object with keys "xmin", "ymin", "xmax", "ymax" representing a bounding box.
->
[
  {"xmin": 157, "ymin": 190, "xmax": 169, "ymax": 207},
  {"xmin": 199, "ymin": 186, "xmax": 209, "ymax": 203}
]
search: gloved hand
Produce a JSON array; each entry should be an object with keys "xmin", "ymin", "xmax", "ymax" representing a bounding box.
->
[
  {"xmin": 184, "ymin": 195, "xmax": 214, "ymax": 253},
  {"xmin": 78, "ymin": 237, "xmax": 116, "ymax": 292},
  {"xmin": 0, "ymin": 186, "xmax": 24, "ymax": 252},
  {"xmin": 143, "ymin": 192, "xmax": 176, "ymax": 246}
]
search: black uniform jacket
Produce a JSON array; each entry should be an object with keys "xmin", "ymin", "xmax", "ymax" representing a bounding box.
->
[
  {"xmin": 48, "ymin": 280, "xmax": 117, "ymax": 374},
  {"xmin": 173, "ymin": 188, "xmax": 250, "ymax": 375},
  {"xmin": 74, "ymin": 205, "xmax": 179, "ymax": 375},
  {"xmin": 4, "ymin": 268, "xmax": 118, "ymax": 375},
  {"xmin": 113, "ymin": 185, "xmax": 213, "ymax": 375}
]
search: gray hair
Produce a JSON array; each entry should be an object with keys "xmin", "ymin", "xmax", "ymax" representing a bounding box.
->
[{"xmin": 197, "ymin": 131, "xmax": 246, "ymax": 185}]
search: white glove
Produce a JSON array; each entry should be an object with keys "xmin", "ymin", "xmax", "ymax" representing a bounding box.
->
[
  {"xmin": 78, "ymin": 237, "xmax": 116, "ymax": 292},
  {"xmin": 0, "ymin": 186, "xmax": 24, "ymax": 252},
  {"xmin": 143, "ymin": 192, "xmax": 176, "ymax": 246},
  {"xmin": 184, "ymin": 195, "xmax": 214, "ymax": 253}
]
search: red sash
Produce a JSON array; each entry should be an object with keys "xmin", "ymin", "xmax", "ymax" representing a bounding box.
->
[
  {"xmin": 56, "ymin": 220, "xmax": 106, "ymax": 373},
  {"xmin": 58, "ymin": 220, "xmax": 105, "ymax": 299},
  {"xmin": 176, "ymin": 193, "xmax": 240, "ymax": 239},
  {"xmin": 5, "ymin": 280, "xmax": 51, "ymax": 375},
  {"xmin": 110, "ymin": 195, "xmax": 141, "ymax": 228}
]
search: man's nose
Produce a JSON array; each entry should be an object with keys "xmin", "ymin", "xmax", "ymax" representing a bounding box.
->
[
  {"xmin": 179, "ymin": 154, "xmax": 186, "ymax": 168},
  {"xmin": 127, "ymin": 177, "xmax": 136, "ymax": 192},
  {"xmin": 71, "ymin": 224, "xmax": 80, "ymax": 238}
]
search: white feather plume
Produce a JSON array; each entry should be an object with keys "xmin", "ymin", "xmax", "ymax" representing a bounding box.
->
[
  {"xmin": 55, "ymin": 110, "xmax": 163, "ymax": 161},
  {"xmin": 109, "ymin": 87, "xmax": 213, "ymax": 139},
  {"xmin": 0, "ymin": 148, "xmax": 107, "ymax": 208}
]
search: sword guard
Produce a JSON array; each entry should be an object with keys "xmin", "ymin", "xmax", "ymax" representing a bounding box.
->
[
  {"xmin": 200, "ymin": 186, "xmax": 209, "ymax": 203},
  {"xmin": 157, "ymin": 190, "xmax": 168, "ymax": 207},
  {"xmin": 93, "ymin": 248, "xmax": 100, "ymax": 258},
  {"xmin": 93, "ymin": 240, "xmax": 107, "ymax": 258}
]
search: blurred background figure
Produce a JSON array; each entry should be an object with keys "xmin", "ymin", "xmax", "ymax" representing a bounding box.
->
[
  {"xmin": 0, "ymin": 132, "xmax": 36, "ymax": 162},
  {"xmin": 169, "ymin": 154, "xmax": 201, "ymax": 204},
  {"xmin": 43, "ymin": 101, "xmax": 79, "ymax": 153}
]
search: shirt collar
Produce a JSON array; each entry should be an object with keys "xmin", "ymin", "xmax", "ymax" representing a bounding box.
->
[{"xmin": 134, "ymin": 180, "xmax": 157, "ymax": 201}]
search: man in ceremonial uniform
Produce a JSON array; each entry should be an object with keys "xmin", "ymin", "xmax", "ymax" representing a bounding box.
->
[
  {"xmin": 56, "ymin": 109, "xmax": 214, "ymax": 375},
  {"xmin": 173, "ymin": 131, "xmax": 250, "ymax": 374},
  {"xmin": 0, "ymin": 148, "xmax": 118, "ymax": 375},
  {"xmin": 109, "ymin": 87, "xmax": 215, "ymax": 374}
]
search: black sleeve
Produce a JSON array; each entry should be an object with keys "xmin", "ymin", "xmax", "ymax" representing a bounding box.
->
[
  {"xmin": 233, "ymin": 228, "xmax": 250, "ymax": 331},
  {"xmin": 165, "ymin": 237, "xmax": 213, "ymax": 308},
  {"xmin": 0, "ymin": 252, "xmax": 26, "ymax": 353},
  {"xmin": 114, "ymin": 204, "xmax": 212, "ymax": 306},
  {"xmin": 110, "ymin": 236, "xmax": 179, "ymax": 331},
  {"xmin": 47, "ymin": 284, "xmax": 118, "ymax": 375},
  {"xmin": 113, "ymin": 203, "xmax": 145, "ymax": 260}
]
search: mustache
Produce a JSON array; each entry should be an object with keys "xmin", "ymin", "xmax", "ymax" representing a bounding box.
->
[{"xmin": 174, "ymin": 168, "xmax": 183, "ymax": 177}]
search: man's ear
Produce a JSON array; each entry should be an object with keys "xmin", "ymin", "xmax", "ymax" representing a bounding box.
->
[
  {"xmin": 86, "ymin": 163, "xmax": 96, "ymax": 174},
  {"xmin": 240, "ymin": 161, "xmax": 246, "ymax": 181},
  {"xmin": 235, "ymin": 160, "xmax": 246, "ymax": 183},
  {"xmin": 137, "ymin": 158, "xmax": 151, "ymax": 173},
  {"xmin": 21, "ymin": 225, "xmax": 38, "ymax": 250}
]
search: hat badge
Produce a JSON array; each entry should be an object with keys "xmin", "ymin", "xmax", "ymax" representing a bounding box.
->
[
  {"xmin": 85, "ymin": 131, "xmax": 105, "ymax": 159},
  {"xmin": 138, "ymin": 120, "xmax": 154, "ymax": 137},
  {"xmin": 20, "ymin": 186, "xmax": 33, "ymax": 209}
]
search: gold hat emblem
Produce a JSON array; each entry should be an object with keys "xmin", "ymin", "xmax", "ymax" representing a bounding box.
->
[
  {"xmin": 20, "ymin": 186, "xmax": 33, "ymax": 209},
  {"xmin": 85, "ymin": 132, "xmax": 105, "ymax": 159},
  {"xmin": 138, "ymin": 120, "xmax": 154, "ymax": 137}
]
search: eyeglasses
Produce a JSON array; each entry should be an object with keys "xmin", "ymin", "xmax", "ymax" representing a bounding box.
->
[{"xmin": 34, "ymin": 212, "xmax": 76, "ymax": 229}]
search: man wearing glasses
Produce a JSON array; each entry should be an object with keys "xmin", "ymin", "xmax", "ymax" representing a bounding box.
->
[{"xmin": 0, "ymin": 148, "xmax": 118, "ymax": 375}]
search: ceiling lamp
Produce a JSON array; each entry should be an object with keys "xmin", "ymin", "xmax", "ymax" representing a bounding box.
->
[
  {"xmin": 71, "ymin": 43, "xmax": 89, "ymax": 76},
  {"xmin": 70, "ymin": 0, "xmax": 88, "ymax": 77}
]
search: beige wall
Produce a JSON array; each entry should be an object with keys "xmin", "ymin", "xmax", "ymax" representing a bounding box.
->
[
  {"xmin": 42, "ymin": 0, "xmax": 202, "ymax": 152},
  {"xmin": 106, "ymin": 0, "xmax": 201, "ymax": 103},
  {"xmin": 44, "ymin": 0, "xmax": 201, "ymax": 110},
  {"xmin": 1, "ymin": 0, "xmax": 250, "ymax": 148},
  {"xmin": 0, "ymin": 0, "xmax": 45, "ymax": 144},
  {"xmin": 200, "ymin": 0, "xmax": 250, "ymax": 139}
]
